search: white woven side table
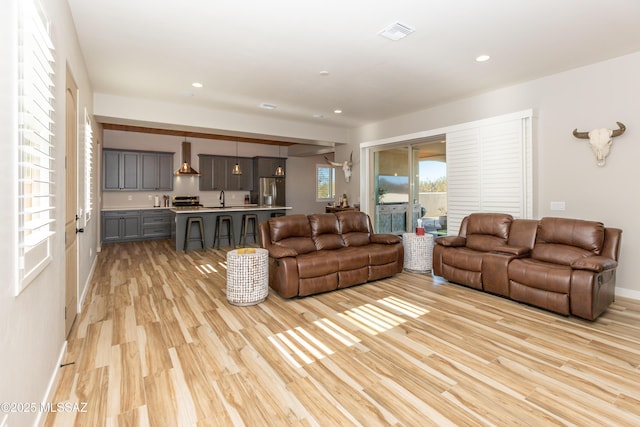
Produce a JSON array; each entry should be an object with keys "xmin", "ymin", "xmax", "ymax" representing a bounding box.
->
[
  {"xmin": 402, "ymin": 232, "xmax": 434, "ymax": 273},
  {"xmin": 226, "ymin": 248, "xmax": 269, "ymax": 306}
]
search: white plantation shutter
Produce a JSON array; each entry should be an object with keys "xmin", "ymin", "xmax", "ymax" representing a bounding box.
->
[
  {"xmin": 18, "ymin": 0, "xmax": 56, "ymax": 291},
  {"xmin": 446, "ymin": 111, "xmax": 532, "ymax": 235},
  {"xmin": 84, "ymin": 109, "xmax": 93, "ymax": 224}
]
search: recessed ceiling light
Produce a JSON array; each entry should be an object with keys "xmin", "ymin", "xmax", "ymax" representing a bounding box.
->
[
  {"xmin": 259, "ymin": 102, "xmax": 277, "ymax": 110},
  {"xmin": 319, "ymin": 70, "xmax": 330, "ymax": 76},
  {"xmin": 475, "ymin": 55, "xmax": 491, "ymax": 62},
  {"xmin": 312, "ymin": 114, "xmax": 324, "ymax": 119},
  {"xmin": 379, "ymin": 21, "xmax": 415, "ymax": 41},
  {"xmin": 192, "ymin": 82, "xmax": 203, "ymax": 88},
  {"xmin": 334, "ymin": 109, "xmax": 342, "ymax": 114}
]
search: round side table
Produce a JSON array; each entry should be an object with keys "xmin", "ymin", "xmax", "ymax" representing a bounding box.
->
[
  {"xmin": 226, "ymin": 248, "xmax": 269, "ymax": 306},
  {"xmin": 402, "ymin": 232, "xmax": 434, "ymax": 273}
]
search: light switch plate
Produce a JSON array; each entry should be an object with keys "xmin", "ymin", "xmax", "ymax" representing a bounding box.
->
[{"xmin": 550, "ymin": 201, "xmax": 565, "ymax": 211}]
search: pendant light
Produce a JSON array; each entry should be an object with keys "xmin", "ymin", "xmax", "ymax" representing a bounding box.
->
[
  {"xmin": 232, "ymin": 140, "xmax": 242, "ymax": 175},
  {"xmin": 274, "ymin": 145, "xmax": 284, "ymax": 176}
]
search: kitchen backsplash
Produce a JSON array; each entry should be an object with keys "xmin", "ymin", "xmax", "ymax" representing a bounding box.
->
[{"xmin": 102, "ymin": 189, "xmax": 251, "ymax": 209}]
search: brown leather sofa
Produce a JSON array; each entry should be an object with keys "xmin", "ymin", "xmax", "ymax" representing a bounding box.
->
[
  {"xmin": 258, "ymin": 211, "xmax": 404, "ymax": 298},
  {"xmin": 433, "ymin": 213, "xmax": 622, "ymax": 320}
]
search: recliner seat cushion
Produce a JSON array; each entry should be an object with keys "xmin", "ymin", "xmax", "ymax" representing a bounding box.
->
[
  {"xmin": 442, "ymin": 247, "xmax": 484, "ymax": 272},
  {"xmin": 508, "ymin": 258, "xmax": 572, "ymax": 294},
  {"xmin": 296, "ymin": 251, "xmax": 339, "ymax": 278}
]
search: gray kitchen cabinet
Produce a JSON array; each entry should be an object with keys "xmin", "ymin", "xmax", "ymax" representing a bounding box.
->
[
  {"xmin": 254, "ymin": 156, "xmax": 286, "ymax": 177},
  {"xmin": 104, "ymin": 149, "xmax": 173, "ymax": 191},
  {"xmin": 103, "ymin": 149, "xmax": 140, "ymax": 190},
  {"xmin": 199, "ymin": 154, "xmax": 226, "ymax": 191},
  {"xmin": 199, "ymin": 154, "xmax": 253, "ymax": 191},
  {"xmin": 141, "ymin": 210, "xmax": 174, "ymax": 239},
  {"xmin": 227, "ymin": 157, "xmax": 253, "ymax": 191},
  {"xmin": 140, "ymin": 152, "xmax": 174, "ymax": 191},
  {"xmin": 102, "ymin": 210, "xmax": 141, "ymax": 242}
]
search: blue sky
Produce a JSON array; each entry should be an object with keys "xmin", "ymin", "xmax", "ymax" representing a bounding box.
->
[{"xmin": 419, "ymin": 160, "xmax": 446, "ymax": 182}]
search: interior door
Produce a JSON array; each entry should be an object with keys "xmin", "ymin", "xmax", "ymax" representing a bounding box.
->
[{"xmin": 65, "ymin": 68, "xmax": 78, "ymax": 337}]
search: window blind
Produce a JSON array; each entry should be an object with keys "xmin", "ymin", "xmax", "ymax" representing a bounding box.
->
[
  {"xmin": 446, "ymin": 113, "xmax": 532, "ymax": 235},
  {"xmin": 18, "ymin": 0, "xmax": 56, "ymax": 290},
  {"xmin": 84, "ymin": 109, "xmax": 93, "ymax": 225}
]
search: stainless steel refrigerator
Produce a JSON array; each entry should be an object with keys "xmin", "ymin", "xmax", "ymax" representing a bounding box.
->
[{"xmin": 259, "ymin": 177, "xmax": 286, "ymax": 206}]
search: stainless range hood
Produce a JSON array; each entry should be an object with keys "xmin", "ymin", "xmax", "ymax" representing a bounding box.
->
[{"xmin": 175, "ymin": 140, "xmax": 200, "ymax": 175}]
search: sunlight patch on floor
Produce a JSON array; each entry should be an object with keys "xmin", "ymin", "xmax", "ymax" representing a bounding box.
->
[{"xmin": 378, "ymin": 296, "xmax": 429, "ymax": 318}]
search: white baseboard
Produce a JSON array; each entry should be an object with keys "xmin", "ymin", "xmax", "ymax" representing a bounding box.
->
[
  {"xmin": 78, "ymin": 255, "xmax": 98, "ymax": 313},
  {"xmin": 33, "ymin": 341, "xmax": 67, "ymax": 427},
  {"xmin": 615, "ymin": 286, "xmax": 640, "ymax": 300}
]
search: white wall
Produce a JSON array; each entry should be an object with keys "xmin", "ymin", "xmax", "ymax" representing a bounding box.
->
[
  {"xmin": 0, "ymin": 0, "xmax": 98, "ymax": 426},
  {"xmin": 286, "ymin": 153, "xmax": 336, "ymax": 215},
  {"xmin": 349, "ymin": 51, "xmax": 640, "ymax": 298}
]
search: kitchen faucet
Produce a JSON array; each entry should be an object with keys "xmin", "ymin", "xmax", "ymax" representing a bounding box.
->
[{"xmin": 219, "ymin": 190, "xmax": 225, "ymax": 208}]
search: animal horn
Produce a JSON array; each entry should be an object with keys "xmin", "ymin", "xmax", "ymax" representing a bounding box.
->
[
  {"xmin": 348, "ymin": 151, "xmax": 353, "ymax": 166},
  {"xmin": 572, "ymin": 128, "xmax": 589, "ymax": 139},
  {"xmin": 324, "ymin": 156, "xmax": 341, "ymax": 167},
  {"xmin": 611, "ymin": 122, "xmax": 626, "ymax": 137}
]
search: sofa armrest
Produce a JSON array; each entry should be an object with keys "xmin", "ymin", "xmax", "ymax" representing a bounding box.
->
[
  {"xmin": 436, "ymin": 236, "xmax": 466, "ymax": 247},
  {"xmin": 371, "ymin": 233, "xmax": 402, "ymax": 244},
  {"xmin": 267, "ymin": 245, "xmax": 298, "ymax": 259},
  {"xmin": 571, "ymin": 256, "xmax": 618, "ymax": 272},
  {"xmin": 493, "ymin": 245, "xmax": 531, "ymax": 257}
]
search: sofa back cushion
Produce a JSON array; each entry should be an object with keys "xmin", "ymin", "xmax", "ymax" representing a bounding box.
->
[
  {"xmin": 465, "ymin": 213, "xmax": 513, "ymax": 252},
  {"xmin": 309, "ymin": 214, "xmax": 345, "ymax": 250},
  {"xmin": 268, "ymin": 214, "xmax": 317, "ymax": 255},
  {"xmin": 532, "ymin": 217, "xmax": 605, "ymax": 265},
  {"xmin": 336, "ymin": 211, "xmax": 371, "ymax": 247}
]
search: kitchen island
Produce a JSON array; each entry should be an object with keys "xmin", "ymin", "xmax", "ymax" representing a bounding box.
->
[{"xmin": 171, "ymin": 205, "xmax": 291, "ymax": 251}]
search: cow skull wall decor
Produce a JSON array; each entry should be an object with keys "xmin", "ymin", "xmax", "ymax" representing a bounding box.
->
[
  {"xmin": 324, "ymin": 152, "xmax": 354, "ymax": 182},
  {"xmin": 572, "ymin": 121, "xmax": 626, "ymax": 166}
]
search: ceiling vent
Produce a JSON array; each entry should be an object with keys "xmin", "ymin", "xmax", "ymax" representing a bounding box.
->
[{"xmin": 379, "ymin": 21, "xmax": 415, "ymax": 41}]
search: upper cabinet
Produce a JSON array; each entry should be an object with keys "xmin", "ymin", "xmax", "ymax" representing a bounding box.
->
[
  {"xmin": 103, "ymin": 149, "xmax": 140, "ymax": 191},
  {"xmin": 103, "ymin": 148, "xmax": 174, "ymax": 191},
  {"xmin": 140, "ymin": 152, "xmax": 174, "ymax": 191},
  {"xmin": 254, "ymin": 156, "xmax": 286, "ymax": 177},
  {"xmin": 199, "ymin": 155, "xmax": 254, "ymax": 191}
]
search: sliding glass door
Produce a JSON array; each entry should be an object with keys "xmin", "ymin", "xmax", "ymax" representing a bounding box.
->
[{"xmin": 370, "ymin": 137, "xmax": 447, "ymax": 235}]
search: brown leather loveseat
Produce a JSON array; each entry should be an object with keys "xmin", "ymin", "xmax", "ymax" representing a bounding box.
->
[
  {"xmin": 433, "ymin": 213, "xmax": 622, "ymax": 320},
  {"xmin": 258, "ymin": 211, "xmax": 404, "ymax": 298}
]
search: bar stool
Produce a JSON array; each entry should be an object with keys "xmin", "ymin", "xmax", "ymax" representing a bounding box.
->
[
  {"xmin": 270, "ymin": 212, "xmax": 285, "ymax": 218},
  {"xmin": 184, "ymin": 216, "xmax": 205, "ymax": 251},
  {"xmin": 214, "ymin": 215, "xmax": 235, "ymax": 249},
  {"xmin": 239, "ymin": 213, "xmax": 258, "ymax": 246}
]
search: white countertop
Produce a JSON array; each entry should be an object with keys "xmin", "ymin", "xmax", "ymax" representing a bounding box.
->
[
  {"xmin": 101, "ymin": 206, "xmax": 173, "ymax": 211},
  {"xmin": 170, "ymin": 205, "xmax": 292, "ymax": 214}
]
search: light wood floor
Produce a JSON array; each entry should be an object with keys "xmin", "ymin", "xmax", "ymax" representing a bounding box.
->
[{"xmin": 45, "ymin": 239, "xmax": 640, "ymax": 426}]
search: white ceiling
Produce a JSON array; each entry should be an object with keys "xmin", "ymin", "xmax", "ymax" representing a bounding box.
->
[{"xmin": 67, "ymin": 0, "xmax": 640, "ymax": 131}]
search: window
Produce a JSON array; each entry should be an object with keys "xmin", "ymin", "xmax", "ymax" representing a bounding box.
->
[
  {"xmin": 17, "ymin": 0, "xmax": 56, "ymax": 292},
  {"xmin": 84, "ymin": 109, "xmax": 93, "ymax": 224},
  {"xmin": 316, "ymin": 165, "xmax": 335, "ymax": 202}
]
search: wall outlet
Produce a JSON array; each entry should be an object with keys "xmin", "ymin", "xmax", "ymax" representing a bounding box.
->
[
  {"xmin": 550, "ymin": 201, "xmax": 566, "ymax": 211},
  {"xmin": 127, "ymin": 195, "xmax": 132, "ymax": 201}
]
